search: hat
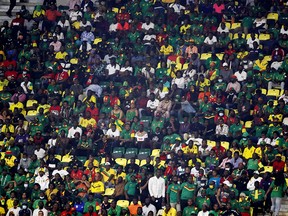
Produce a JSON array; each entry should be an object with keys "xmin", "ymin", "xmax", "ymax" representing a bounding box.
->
[
  {"xmin": 231, "ymin": 75, "xmax": 237, "ymax": 79},
  {"xmin": 240, "ymin": 192, "xmax": 246, "ymax": 197},
  {"xmin": 105, "ymin": 162, "xmax": 111, "ymax": 166},
  {"xmin": 275, "ymin": 154, "xmax": 282, "ymax": 158},
  {"xmin": 223, "ymin": 180, "xmax": 232, "ymax": 187},
  {"xmin": 223, "ymin": 62, "xmax": 228, "ymax": 67},
  {"xmin": 175, "ymin": 137, "xmax": 182, "ymax": 141},
  {"xmin": 48, "ymin": 66, "xmax": 53, "ymax": 70},
  {"xmin": 253, "ymin": 171, "xmax": 259, "ymax": 175},
  {"xmin": 5, "ymin": 151, "xmax": 12, "ymax": 155}
]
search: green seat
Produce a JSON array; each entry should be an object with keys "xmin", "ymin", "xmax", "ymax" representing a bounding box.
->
[
  {"xmin": 138, "ymin": 148, "xmax": 151, "ymax": 160},
  {"xmin": 112, "ymin": 147, "xmax": 125, "ymax": 158},
  {"xmin": 125, "ymin": 148, "xmax": 138, "ymax": 159},
  {"xmin": 77, "ymin": 156, "xmax": 87, "ymax": 164},
  {"xmin": 140, "ymin": 116, "xmax": 152, "ymax": 130}
]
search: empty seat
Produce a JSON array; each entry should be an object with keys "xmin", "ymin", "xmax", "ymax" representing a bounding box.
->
[
  {"xmin": 138, "ymin": 148, "xmax": 152, "ymax": 160},
  {"xmin": 125, "ymin": 148, "xmax": 138, "ymax": 159},
  {"xmin": 112, "ymin": 147, "xmax": 125, "ymax": 158}
]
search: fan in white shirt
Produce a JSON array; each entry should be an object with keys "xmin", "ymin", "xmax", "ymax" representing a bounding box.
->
[
  {"xmin": 148, "ymin": 170, "xmax": 166, "ymax": 199},
  {"xmin": 68, "ymin": 121, "xmax": 83, "ymax": 138},
  {"xmin": 142, "ymin": 198, "xmax": 157, "ymax": 216},
  {"xmin": 141, "ymin": 17, "xmax": 155, "ymax": 32},
  {"xmin": 234, "ymin": 66, "xmax": 247, "ymax": 82},
  {"xmin": 69, "ymin": 5, "xmax": 82, "ymax": 22},
  {"xmin": 106, "ymin": 124, "xmax": 120, "ymax": 138},
  {"xmin": 247, "ymin": 33, "xmax": 260, "ymax": 49},
  {"xmin": 217, "ymin": 22, "xmax": 229, "ymax": 34},
  {"xmin": 169, "ymin": 2, "xmax": 185, "ymax": 14}
]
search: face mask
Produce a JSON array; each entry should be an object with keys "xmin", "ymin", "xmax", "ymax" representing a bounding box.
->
[
  {"xmin": 218, "ymin": 79, "xmax": 223, "ymax": 82},
  {"xmin": 219, "ymin": 112, "xmax": 224, "ymax": 117},
  {"xmin": 23, "ymin": 158, "xmax": 27, "ymax": 161},
  {"xmin": 22, "ymin": 205, "xmax": 27, "ymax": 209},
  {"xmin": 40, "ymin": 196, "xmax": 44, "ymax": 199},
  {"xmin": 43, "ymin": 39, "xmax": 47, "ymax": 42},
  {"xmin": 242, "ymin": 138, "xmax": 247, "ymax": 140},
  {"xmin": 209, "ymin": 185, "xmax": 214, "ymax": 189},
  {"xmin": 24, "ymin": 183, "xmax": 28, "ymax": 188}
]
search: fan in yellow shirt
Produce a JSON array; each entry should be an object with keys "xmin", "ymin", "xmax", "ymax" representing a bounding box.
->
[
  {"xmin": 160, "ymin": 41, "xmax": 174, "ymax": 56},
  {"xmin": 79, "ymin": 111, "xmax": 97, "ymax": 128}
]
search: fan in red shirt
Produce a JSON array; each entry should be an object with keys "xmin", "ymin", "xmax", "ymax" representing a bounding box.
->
[
  {"xmin": 71, "ymin": 166, "xmax": 84, "ymax": 180},
  {"xmin": 273, "ymin": 154, "xmax": 285, "ymax": 172},
  {"xmin": 116, "ymin": 7, "xmax": 130, "ymax": 22},
  {"xmin": 86, "ymin": 101, "xmax": 99, "ymax": 122},
  {"xmin": 156, "ymin": 28, "xmax": 168, "ymax": 46},
  {"xmin": 4, "ymin": 64, "xmax": 18, "ymax": 81},
  {"xmin": 60, "ymin": 203, "xmax": 76, "ymax": 216},
  {"xmin": 212, "ymin": 141, "xmax": 226, "ymax": 157},
  {"xmin": 2, "ymin": 57, "xmax": 17, "ymax": 69},
  {"xmin": 55, "ymin": 66, "xmax": 69, "ymax": 84},
  {"xmin": 49, "ymin": 99, "xmax": 61, "ymax": 122}
]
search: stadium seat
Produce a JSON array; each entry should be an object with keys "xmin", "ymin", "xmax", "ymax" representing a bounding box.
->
[
  {"xmin": 140, "ymin": 159, "xmax": 147, "ymax": 166},
  {"xmin": 264, "ymin": 55, "xmax": 272, "ymax": 61},
  {"xmin": 216, "ymin": 53, "xmax": 224, "ymax": 60},
  {"xmin": 112, "ymin": 147, "xmax": 125, "ymax": 158},
  {"xmin": 104, "ymin": 188, "xmax": 115, "ymax": 196},
  {"xmin": 125, "ymin": 148, "xmax": 138, "ymax": 159},
  {"xmin": 140, "ymin": 116, "xmax": 152, "ymax": 130},
  {"xmin": 246, "ymin": 33, "xmax": 258, "ymax": 39},
  {"xmin": 26, "ymin": 110, "xmax": 38, "ymax": 116},
  {"xmin": 283, "ymin": 117, "xmax": 288, "ymax": 125},
  {"xmin": 182, "ymin": 63, "xmax": 189, "ymax": 70},
  {"xmin": 127, "ymin": 159, "xmax": 140, "ymax": 165},
  {"xmin": 261, "ymin": 88, "xmax": 267, "ymax": 95},
  {"xmin": 138, "ymin": 148, "xmax": 151, "ymax": 160},
  {"xmin": 233, "ymin": 33, "xmax": 245, "ymax": 39},
  {"xmin": 267, "ymin": 13, "xmax": 279, "ymax": 21},
  {"xmin": 225, "ymin": 22, "xmax": 231, "ymax": 29},
  {"xmin": 77, "ymin": 156, "xmax": 87, "ymax": 164},
  {"xmin": 200, "ymin": 53, "xmax": 212, "ymax": 60},
  {"xmin": 207, "ymin": 140, "xmax": 216, "ymax": 147},
  {"xmin": 115, "ymin": 158, "xmax": 127, "ymax": 167},
  {"xmin": 230, "ymin": 22, "xmax": 241, "ymax": 30},
  {"xmin": 151, "ymin": 149, "xmax": 160, "ymax": 158},
  {"xmin": 117, "ymin": 200, "xmax": 129, "ymax": 208},
  {"xmin": 267, "ymin": 89, "xmax": 280, "ymax": 97},
  {"xmin": 221, "ymin": 141, "xmax": 229, "ymax": 150},
  {"xmin": 112, "ymin": 7, "xmax": 119, "ymax": 13},
  {"xmin": 245, "ymin": 121, "xmax": 252, "ymax": 128},
  {"xmin": 26, "ymin": 100, "xmax": 38, "ymax": 108},
  {"xmin": 261, "ymin": 166, "xmax": 273, "ymax": 173},
  {"xmin": 259, "ymin": 34, "xmax": 271, "ymax": 41}
]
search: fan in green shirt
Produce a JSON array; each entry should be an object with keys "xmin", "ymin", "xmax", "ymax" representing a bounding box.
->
[
  {"xmin": 84, "ymin": 193, "xmax": 97, "ymax": 213},
  {"xmin": 167, "ymin": 176, "xmax": 181, "ymax": 204},
  {"xmin": 182, "ymin": 199, "xmax": 198, "ymax": 216},
  {"xmin": 195, "ymin": 190, "xmax": 210, "ymax": 210},
  {"xmin": 249, "ymin": 182, "xmax": 265, "ymax": 203},
  {"xmin": 229, "ymin": 119, "xmax": 243, "ymax": 138},
  {"xmin": 180, "ymin": 176, "xmax": 197, "ymax": 202},
  {"xmin": 124, "ymin": 175, "xmax": 139, "ymax": 199},
  {"xmin": 108, "ymin": 201, "xmax": 122, "ymax": 216},
  {"xmin": 238, "ymin": 193, "xmax": 250, "ymax": 214}
]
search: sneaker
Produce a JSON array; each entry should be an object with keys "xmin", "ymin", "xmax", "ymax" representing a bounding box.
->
[{"xmin": 6, "ymin": 12, "xmax": 12, "ymax": 17}]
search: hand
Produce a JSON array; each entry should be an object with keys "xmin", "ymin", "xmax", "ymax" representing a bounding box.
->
[{"xmin": 151, "ymin": 196, "xmax": 155, "ymax": 202}]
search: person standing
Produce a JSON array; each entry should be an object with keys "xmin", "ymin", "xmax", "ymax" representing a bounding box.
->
[
  {"xmin": 148, "ymin": 169, "xmax": 165, "ymax": 210},
  {"xmin": 6, "ymin": 0, "xmax": 16, "ymax": 17},
  {"xmin": 265, "ymin": 172, "xmax": 287, "ymax": 216}
]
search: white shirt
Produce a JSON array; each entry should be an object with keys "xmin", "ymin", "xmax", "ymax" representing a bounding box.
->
[
  {"xmin": 67, "ymin": 126, "xmax": 83, "ymax": 138},
  {"xmin": 80, "ymin": 21, "xmax": 92, "ymax": 28},
  {"xmin": 190, "ymin": 167, "xmax": 205, "ymax": 178},
  {"xmin": 271, "ymin": 61, "xmax": 283, "ymax": 70},
  {"xmin": 172, "ymin": 77, "xmax": 185, "ymax": 89},
  {"xmin": 34, "ymin": 148, "xmax": 46, "ymax": 159},
  {"xmin": 234, "ymin": 71, "xmax": 247, "ymax": 82},
  {"xmin": 169, "ymin": 3, "xmax": 185, "ymax": 13},
  {"xmin": 32, "ymin": 208, "xmax": 48, "ymax": 216},
  {"xmin": 147, "ymin": 99, "xmax": 160, "ymax": 110},
  {"xmin": 106, "ymin": 128, "xmax": 120, "ymax": 138},
  {"xmin": 6, "ymin": 207, "xmax": 21, "ymax": 216},
  {"xmin": 197, "ymin": 211, "xmax": 209, "ymax": 216},
  {"xmin": 253, "ymin": 18, "xmax": 267, "ymax": 28},
  {"xmin": 280, "ymin": 27, "xmax": 288, "ymax": 35},
  {"xmin": 204, "ymin": 36, "xmax": 217, "ymax": 45},
  {"xmin": 257, "ymin": 137, "xmax": 271, "ymax": 145},
  {"xmin": 109, "ymin": 23, "xmax": 118, "ymax": 32},
  {"xmin": 106, "ymin": 64, "xmax": 120, "ymax": 76},
  {"xmin": 47, "ymin": 138, "xmax": 57, "ymax": 148},
  {"xmin": 20, "ymin": 81, "xmax": 34, "ymax": 94},
  {"xmin": 148, "ymin": 176, "xmax": 166, "ymax": 198},
  {"xmin": 141, "ymin": 67, "xmax": 155, "ymax": 79},
  {"xmin": 143, "ymin": 34, "xmax": 156, "ymax": 45},
  {"xmin": 142, "ymin": 22, "xmax": 155, "ymax": 31},
  {"xmin": 217, "ymin": 25, "xmax": 229, "ymax": 34},
  {"xmin": 52, "ymin": 169, "xmax": 69, "ymax": 178},
  {"xmin": 135, "ymin": 131, "xmax": 148, "ymax": 142},
  {"xmin": 247, "ymin": 38, "xmax": 260, "ymax": 49},
  {"xmin": 215, "ymin": 124, "xmax": 229, "ymax": 136},
  {"xmin": 35, "ymin": 174, "xmax": 50, "ymax": 190},
  {"xmin": 57, "ymin": 20, "xmax": 70, "ymax": 29},
  {"xmin": 247, "ymin": 176, "xmax": 263, "ymax": 191},
  {"xmin": 69, "ymin": 11, "xmax": 82, "ymax": 22},
  {"xmin": 120, "ymin": 66, "xmax": 133, "ymax": 74},
  {"xmin": 142, "ymin": 204, "xmax": 157, "ymax": 216},
  {"xmin": 198, "ymin": 145, "xmax": 212, "ymax": 156}
]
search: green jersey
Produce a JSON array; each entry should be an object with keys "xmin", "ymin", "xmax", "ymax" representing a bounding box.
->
[
  {"xmin": 180, "ymin": 182, "xmax": 196, "ymax": 200},
  {"xmin": 167, "ymin": 183, "xmax": 181, "ymax": 203}
]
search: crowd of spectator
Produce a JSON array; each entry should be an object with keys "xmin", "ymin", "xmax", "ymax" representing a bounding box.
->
[{"xmin": 1, "ymin": 0, "xmax": 288, "ymax": 216}]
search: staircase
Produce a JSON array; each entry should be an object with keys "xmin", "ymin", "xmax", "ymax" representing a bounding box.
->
[
  {"xmin": 279, "ymin": 198, "xmax": 288, "ymax": 216},
  {"xmin": 0, "ymin": 0, "xmax": 42, "ymax": 24}
]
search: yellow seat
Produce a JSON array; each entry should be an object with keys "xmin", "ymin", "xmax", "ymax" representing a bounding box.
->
[
  {"xmin": 104, "ymin": 188, "xmax": 115, "ymax": 196},
  {"xmin": 280, "ymin": 89, "xmax": 284, "ymax": 95},
  {"xmin": 127, "ymin": 159, "xmax": 140, "ymax": 165},
  {"xmin": 261, "ymin": 166, "xmax": 273, "ymax": 173},
  {"xmin": 93, "ymin": 37, "xmax": 103, "ymax": 45},
  {"xmin": 182, "ymin": 63, "xmax": 189, "ymax": 70},
  {"xmin": 233, "ymin": 33, "xmax": 245, "ymax": 39},
  {"xmin": 221, "ymin": 141, "xmax": 229, "ymax": 150},
  {"xmin": 100, "ymin": 157, "xmax": 106, "ymax": 165},
  {"xmin": 267, "ymin": 89, "xmax": 280, "ymax": 97},
  {"xmin": 176, "ymin": 63, "xmax": 182, "ymax": 70},
  {"xmin": 140, "ymin": 159, "xmax": 147, "ymax": 167},
  {"xmin": 259, "ymin": 34, "xmax": 271, "ymax": 41},
  {"xmin": 261, "ymin": 88, "xmax": 267, "ymax": 95},
  {"xmin": 207, "ymin": 140, "xmax": 216, "ymax": 147},
  {"xmin": 231, "ymin": 22, "xmax": 241, "ymax": 30},
  {"xmin": 117, "ymin": 200, "xmax": 129, "ymax": 208},
  {"xmin": 26, "ymin": 99, "xmax": 38, "ymax": 108},
  {"xmin": 286, "ymin": 178, "xmax": 288, "ymax": 186},
  {"xmin": 151, "ymin": 149, "xmax": 160, "ymax": 157},
  {"xmin": 112, "ymin": 7, "xmax": 119, "ymax": 13},
  {"xmin": 273, "ymin": 100, "xmax": 278, "ymax": 106},
  {"xmin": 216, "ymin": 53, "xmax": 224, "ymax": 60},
  {"xmin": 27, "ymin": 110, "xmax": 38, "ymax": 116},
  {"xmin": 115, "ymin": 158, "xmax": 127, "ymax": 167},
  {"xmin": 62, "ymin": 154, "xmax": 72, "ymax": 162},
  {"xmin": 246, "ymin": 33, "xmax": 258, "ymax": 39},
  {"xmin": 70, "ymin": 58, "xmax": 78, "ymax": 64},
  {"xmin": 245, "ymin": 121, "xmax": 252, "ymax": 129},
  {"xmin": 264, "ymin": 55, "xmax": 272, "ymax": 61},
  {"xmin": 224, "ymin": 22, "xmax": 231, "ymax": 29},
  {"xmin": 200, "ymin": 53, "xmax": 212, "ymax": 60},
  {"xmin": 267, "ymin": 13, "xmax": 279, "ymax": 21},
  {"xmin": 55, "ymin": 155, "xmax": 62, "ymax": 160}
]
